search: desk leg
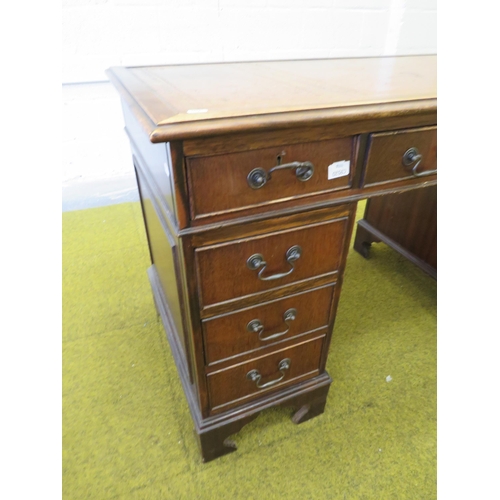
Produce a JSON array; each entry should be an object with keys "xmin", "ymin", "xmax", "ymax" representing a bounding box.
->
[
  {"xmin": 195, "ymin": 378, "xmax": 331, "ymax": 462},
  {"xmin": 290, "ymin": 384, "xmax": 330, "ymax": 424},
  {"xmin": 196, "ymin": 413, "xmax": 260, "ymax": 463},
  {"xmin": 353, "ymin": 219, "xmax": 381, "ymax": 258}
]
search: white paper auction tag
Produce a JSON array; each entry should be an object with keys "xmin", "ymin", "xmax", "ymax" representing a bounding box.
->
[{"xmin": 328, "ymin": 160, "xmax": 350, "ymax": 180}]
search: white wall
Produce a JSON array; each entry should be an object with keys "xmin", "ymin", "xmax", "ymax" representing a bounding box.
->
[{"xmin": 62, "ymin": 0, "xmax": 437, "ymax": 209}]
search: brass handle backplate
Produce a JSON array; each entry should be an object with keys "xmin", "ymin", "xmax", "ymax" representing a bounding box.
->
[
  {"xmin": 246, "ymin": 358, "xmax": 291, "ymax": 389},
  {"xmin": 246, "ymin": 245, "xmax": 302, "ymax": 281},
  {"xmin": 247, "ymin": 308, "xmax": 297, "ymax": 342},
  {"xmin": 247, "ymin": 161, "xmax": 314, "ymax": 189},
  {"xmin": 402, "ymin": 147, "xmax": 437, "ymax": 178}
]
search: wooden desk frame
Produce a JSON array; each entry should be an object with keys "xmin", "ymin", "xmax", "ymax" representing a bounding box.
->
[{"xmin": 107, "ymin": 55, "xmax": 437, "ymax": 462}]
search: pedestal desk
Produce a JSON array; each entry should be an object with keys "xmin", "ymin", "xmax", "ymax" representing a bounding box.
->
[{"xmin": 107, "ymin": 55, "xmax": 437, "ymax": 462}]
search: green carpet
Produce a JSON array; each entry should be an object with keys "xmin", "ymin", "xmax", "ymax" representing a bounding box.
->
[{"xmin": 63, "ymin": 201, "xmax": 436, "ymax": 499}]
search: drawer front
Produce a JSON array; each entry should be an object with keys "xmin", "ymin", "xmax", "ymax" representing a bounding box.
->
[
  {"xmin": 207, "ymin": 335, "xmax": 325, "ymax": 411},
  {"xmin": 202, "ymin": 284, "xmax": 335, "ymax": 365},
  {"xmin": 362, "ymin": 126, "xmax": 437, "ymax": 187},
  {"xmin": 187, "ymin": 138, "xmax": 354, "ymax": 219},
  {"xmin": 195, "ymin": 217, "xmax": 348, "ymax": 308}
]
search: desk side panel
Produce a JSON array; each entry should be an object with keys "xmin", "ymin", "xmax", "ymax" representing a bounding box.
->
[
  {"xmin": 364, "ymin": 186, "xmax": 437, "ymax": 269},
  {"xmin": 121, "ymin": 102, "xmax": 179, "ymax": 227},
  {"xmin": 135, "ymin": 162, "xmax": 195, "ymax": 385}
]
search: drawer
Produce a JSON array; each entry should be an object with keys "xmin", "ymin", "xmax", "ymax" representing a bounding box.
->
[
  {"xmin": 195, "ymin": 216, "xmax": 349, "ymax": 308},
  {"xmin": 187, "ymin": 138, "xmax": 354, "ymax": 219},
  {"xmin": 202, "ymin": 284, "xmax": 335, "ymax": 365},
  {"xmin": 207, "ymin": 334, "xmax": 325, "ymax": 412},
  {"xmin": 362, "ymin": 126, "xmax": 437, "ymax": 187}
]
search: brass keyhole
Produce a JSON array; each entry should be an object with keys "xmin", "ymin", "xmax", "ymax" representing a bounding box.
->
[{"xmin": 276, "ymin": 151, "xmax": 286, "ymax": 165}]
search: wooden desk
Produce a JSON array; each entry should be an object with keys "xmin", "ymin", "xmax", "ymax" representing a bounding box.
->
[{"xmin": 107, "ymin": 55, "xmax": 437, "ymax": 462}]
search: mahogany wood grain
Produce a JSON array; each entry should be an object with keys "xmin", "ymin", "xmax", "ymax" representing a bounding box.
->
[
  {"xmin": 354, "ymin": 185, "xmax": 437, "ymax": 277},
  {"xmin": 195, "ymin": 217, "xmax": 348, "ymax": 307},
  {"xmin": 362, "ymin": 126, "xmax": 437, "ymax": 186},
  {"xmin": 202, "ymin": 284, "xmax": 335, "ymax": 365},
  {"xmin": 168, "ymin": 141, "xmax": 191, "ymax": 230},
  {"xmin": 182, "ymin": 113, "xmax": 436, "ymax": 157},
  {"xmin": 187, "ymin": 138, "xmax": 354, "ymax": 219},
  {"xmin": 185, "ymin": 176, "xmax": 436, "ymax": 230},
  {"xmin": 196, "ymin": 377, "xmax": 331, "ymax": 462},
  {"xmin": 207, "ymin": 335, "xmax": 325, "ymax": 413},
  {"xmin": 187, "ymin": 203, "xmax": 351, "ymax": 246},
  {"xmin": 136, "ymin": 167, "xmax": 188, "ymax": 367},
  {"xmin": 318, "ymin": 202, "xmax": 358, "ymax": 373},
  {"xmin": 151, "ymin": 101, "xmax": 437, "ymax": 143},
  {"xmin": 107, "ymin": 56, "xmax": 436, "ymax": 142},
  {"xmin": 200, "ymin": 273, "xmax": 338, "ymax": 320},
  {"xmin": 196, "ymin": 413, "xmax": 260, "ymax": 463},
  {"xmin": 121, "ymin": 104, "xmax": 177, "ymax": 224}
]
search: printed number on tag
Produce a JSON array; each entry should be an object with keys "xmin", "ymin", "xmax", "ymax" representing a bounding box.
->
[{"xmin": 328, "ymin": 160, "xmax": 350, "ymax": 180}]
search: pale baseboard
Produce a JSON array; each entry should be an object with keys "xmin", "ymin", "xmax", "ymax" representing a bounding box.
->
[{"xmin": 62, "ymin": 175, "xmax": 139, "ymax": 212}]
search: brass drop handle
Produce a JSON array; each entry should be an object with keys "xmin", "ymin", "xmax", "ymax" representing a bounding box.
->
[
  {"xmin": 402, "ymin": 147, "xmax": 437, "ymax": 178},
  {"xmin": 247, "ymin": 161, "xmax": 314, "ymax": 189},
  {"xmin": 247, "ymin": 245, "xmax": 302, "ymax": 281},
  {"xmin": 246, "ymin": 358, "xmax": 291, "ymax": 389},
  {"xmin": 247, "ymin": 308, "xmax": 297, "ymax": 342}
]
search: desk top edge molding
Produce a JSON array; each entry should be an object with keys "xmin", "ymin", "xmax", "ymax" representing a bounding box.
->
[{"xmin": 106, "ymin": 55, "xmax": 437, "ymax": 144}]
